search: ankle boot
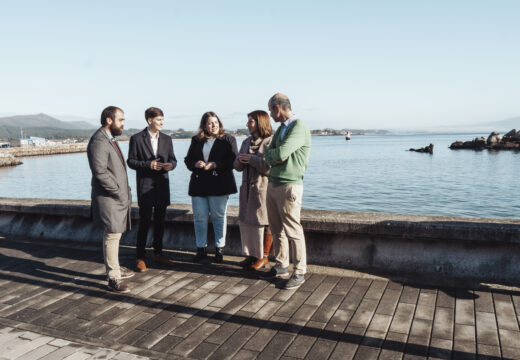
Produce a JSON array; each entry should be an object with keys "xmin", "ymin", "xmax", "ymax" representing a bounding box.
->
[
  {"xmin": 214, "ymin": 247, "xmax": 224, "ymax": 263},
  {"xmin": 192, "ymin": 247, "xmax": 207, "ymax": 262},
  {"xmin": 251, "ymin": 233, "xmax": 273, "ymax": 270}
]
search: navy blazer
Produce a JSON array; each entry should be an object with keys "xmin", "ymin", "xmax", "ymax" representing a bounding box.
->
[
  {"xmin": 184, "ymin": 134, "xmax": 238, "ymax": 197},
  {"xmin": 127, "ymin": 128, "xmax": 177, "ymax": 207}
]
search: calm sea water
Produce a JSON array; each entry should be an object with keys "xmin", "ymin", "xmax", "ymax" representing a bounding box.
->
[{"xmin": 0, "ymin": 134, "xmax": 518, "ymax": 219}]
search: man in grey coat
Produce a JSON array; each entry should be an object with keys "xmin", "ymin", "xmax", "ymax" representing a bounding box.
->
[{"xmin": 87, "ymin": 106, "xmax": 134, "ymax": 293}]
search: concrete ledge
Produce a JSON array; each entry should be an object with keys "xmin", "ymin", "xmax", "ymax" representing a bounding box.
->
[{"xmin": 1, "ymin": 197, "xmax": 520, "ymax": 284}]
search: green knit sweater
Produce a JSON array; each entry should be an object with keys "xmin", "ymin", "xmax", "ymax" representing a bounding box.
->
[{"xmin": 264, "ymin": 119, "xmax": 311, "ymax": 186}]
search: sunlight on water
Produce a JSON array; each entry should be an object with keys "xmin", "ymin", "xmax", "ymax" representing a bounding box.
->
[{"xmin": 0, "ymin": 134, "xmax": 518, "ymax": 219}]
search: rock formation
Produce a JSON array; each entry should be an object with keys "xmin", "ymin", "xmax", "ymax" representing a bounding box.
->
[
  {"xmin": 450, "ymin": 129, "xmax": 520, "ymax": 151},
  {"xmin": 409, "ymin": 143, "xmax": 434, "ymax": 154}
]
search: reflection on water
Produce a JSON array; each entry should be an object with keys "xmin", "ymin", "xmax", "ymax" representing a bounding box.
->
[{"xmin": 0, "ymin": 134, "xmax": 518, "ymax": 219}]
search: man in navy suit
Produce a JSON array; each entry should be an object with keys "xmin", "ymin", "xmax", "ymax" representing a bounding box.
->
[{"xmin": 127, "ymin": 107, "xmax": 177, "ymax": 272}]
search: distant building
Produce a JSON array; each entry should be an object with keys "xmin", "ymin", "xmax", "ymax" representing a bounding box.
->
[{"xmin": 20, "ymin": 136, "xmax": 47, "ymax": 147}]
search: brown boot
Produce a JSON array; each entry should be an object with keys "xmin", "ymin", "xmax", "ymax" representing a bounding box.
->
[
  {"xmin": 237, "ymin": 256, "xmax": 255, "ymax": 267},
  {"xmin": 251, "ymin": 233, "xmax": 273, "ymax": 270},
  {"xmin": 135, "ymin": 259, "xmax": 147, "ymax": 272}
]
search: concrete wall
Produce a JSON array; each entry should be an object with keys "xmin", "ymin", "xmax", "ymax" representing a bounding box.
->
[{"xmin": 1, "ymin": 197, "xmax": 520, "ymax": 283}]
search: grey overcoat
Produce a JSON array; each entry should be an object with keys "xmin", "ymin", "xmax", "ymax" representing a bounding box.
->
[
  {"xmin": 87, "ymin": 128, "xmax": 132, "ymax": 233},
  {"xmin": 233, "ymin": 136, "xmax": 272, "ymax": 225}
]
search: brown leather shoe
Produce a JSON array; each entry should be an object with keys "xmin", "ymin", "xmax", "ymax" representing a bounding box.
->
[
  {"xmin": 251, "ymin": 256, "xmax": 269, "ymax": 270},
  {"xmin": 238, "ymin": 256, "xmax": 255, "ymax": 267},
  {"xmin": 251, "ymin": 232, "xmax": 273, "ymax": 270},
  {"xmin": 154, "ymin": 254, "xmax": 175, "ymax": 267},
  {"xmin": 135, "ymin": 259, "xmax": 147, "ymax": 272}
]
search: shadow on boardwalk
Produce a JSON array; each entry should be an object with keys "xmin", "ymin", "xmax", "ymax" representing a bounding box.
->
[{"xmin": 0, "ymin": 236, "xmax": 518, "ymax": 359}]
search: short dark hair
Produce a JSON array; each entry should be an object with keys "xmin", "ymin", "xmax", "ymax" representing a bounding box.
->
[
  {"xmin": 100, "ymin": 106, "xmax": 123, "ymax": 126},
  {"xmin": 145, "ymin": 107, "xmax": 164, "ymax": 122},
  {"xmin": 269, "ymin": 94, "xmax": 292, "ymax": 111},
  {"xmin": 198, "ymin": 111, "xmax": 225, "ymax": 139}
]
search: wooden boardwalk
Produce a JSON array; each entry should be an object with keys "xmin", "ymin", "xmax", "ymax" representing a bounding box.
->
[{"xmin": 0, "ymin": 235, "xmax": 519, "ymax": 359}]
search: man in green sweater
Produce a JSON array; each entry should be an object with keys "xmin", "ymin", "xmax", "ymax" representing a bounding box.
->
[{"xmin": 262, "ymin": 93, "xmax": 311, "ymax": 290}]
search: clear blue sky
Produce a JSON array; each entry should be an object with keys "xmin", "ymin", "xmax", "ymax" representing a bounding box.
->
[{"xmin": 0, "ymin": 1, "xmax": 519, "ymax": 130}]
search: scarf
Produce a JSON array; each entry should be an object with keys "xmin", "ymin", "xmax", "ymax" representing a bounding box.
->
[{"xmin": 248, "ymin": 136, "xmax": 262, "ymax": 154}]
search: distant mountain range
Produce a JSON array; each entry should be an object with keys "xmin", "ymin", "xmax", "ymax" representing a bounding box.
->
[
  {"xmin": 0, "ymin": 113, "xmax": 98, "ymax": 140},
  {"xmin": 477, "ymin": 117, "xmax": 520, "ymax": 130},
  {"xmin": 0, "ymin": 113, "xmax": 96, "ymax": 130},
  {"xmin": 1, "ymin": 112, "xmax": 518, "ymax": 140}
]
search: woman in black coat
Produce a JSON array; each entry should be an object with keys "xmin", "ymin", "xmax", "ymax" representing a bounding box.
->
[{"xmin": 184, "ymin": 111, "xmax": 238, "ymax": 263}]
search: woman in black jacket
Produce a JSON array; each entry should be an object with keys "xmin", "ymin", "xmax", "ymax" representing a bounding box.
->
[{"xmin": 185, "ymin": 112, "xmax": 238, "ymax": 263}]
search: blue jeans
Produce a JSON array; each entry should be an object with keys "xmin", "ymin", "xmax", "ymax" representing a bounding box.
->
[{"xmin": 192, "ymin": 195, "xmax": 229, "ymax": 248}]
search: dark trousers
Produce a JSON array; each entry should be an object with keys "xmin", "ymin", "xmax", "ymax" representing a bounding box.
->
[{"xmin": 136, "ymin": 206, "xmax": 166, "ymax": 260}]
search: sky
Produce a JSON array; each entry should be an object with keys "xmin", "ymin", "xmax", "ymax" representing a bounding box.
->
[{"xmin": 0, "ymin": 0, "xmax": 519, "ymax": 131}]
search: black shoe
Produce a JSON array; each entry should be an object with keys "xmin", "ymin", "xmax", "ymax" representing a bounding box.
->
[
  {"xmin": 107, "ymin": 278, "xmax": 130, "ymax": 293},
  {"xmin": 259, "ymin": 266, "xmax": 290, "ymax": 279},
  {"xmin": 214, "ymin": 247, "xmax": 224, "ymax": 263},
  {"xmin": 192, "ymin": 247, "xmax": 207, "ymax": 263}
]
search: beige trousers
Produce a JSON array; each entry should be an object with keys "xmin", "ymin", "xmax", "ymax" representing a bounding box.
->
[
  {"xmin": 266, "ymin": 183, "xmax": 307, "ymax": 275},
  {"xmin": 103, "ymin": 231, "xmax": 122, "ymax": 280},
  {"xmin": 239, "ymin": 221, "xmax": 264, "ymax": 259}
]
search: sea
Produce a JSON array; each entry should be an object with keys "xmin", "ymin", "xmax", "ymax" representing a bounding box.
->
[{"xmin": 0, "ymin": 133, "xmax": 518, "ymax": 219}]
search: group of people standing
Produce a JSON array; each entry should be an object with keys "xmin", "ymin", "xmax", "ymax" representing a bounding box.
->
[{"xmin": 87, "ymin": 93, "xmax": 311, "ymax": 294}]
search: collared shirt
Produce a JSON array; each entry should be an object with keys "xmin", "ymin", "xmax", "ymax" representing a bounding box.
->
[
  {"xmin": 105, "ymin": 129, "xmax": 125, "ymax": 165},
  {"xmin": 280, "ymin": 115, "xmax": 297, "ymax": 141},
  {"xmin": 104, "ymin": 129, "xmax": 114, "ymax": 141},
  {"xmin": 148, "ymin": 128, "xmax": 159, "ymax": 157}
]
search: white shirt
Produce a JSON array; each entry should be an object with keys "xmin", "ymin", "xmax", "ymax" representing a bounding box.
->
[
  {"xmin": 282, "ymin": 115, "xmax": 297, "ymax": 128},
  {"xmin": 148, "ymin": 128, "xmax": 159, "ymax": 157},
  {"xmin": 203, "ymin": 137, "xmax": 216, "ymax": 162}
]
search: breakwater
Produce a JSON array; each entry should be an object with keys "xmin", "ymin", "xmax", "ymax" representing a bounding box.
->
[
  {"xmin": 1, "ymin": 197, "xmax": 519, "ymax": 284},
  {"xmin": 0, "ymin": 152, "xmax": 22, "ymax": 167},
  {"xmin": 2, "ymin": 143, "xmax": 87, "ymax": 158}
]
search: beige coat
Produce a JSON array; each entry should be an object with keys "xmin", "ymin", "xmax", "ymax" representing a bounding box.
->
[{"xmin": 234, "ymin": 136, "xmax": 272, "ymax": 225}]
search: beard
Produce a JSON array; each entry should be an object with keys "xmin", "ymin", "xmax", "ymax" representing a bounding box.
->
[{"xmin": 110, "ymin": 123, "xmax": 123, "ymax": 136}]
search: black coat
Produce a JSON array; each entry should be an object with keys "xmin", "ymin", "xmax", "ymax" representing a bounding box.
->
[
  {"xmin": 127, "ymin": 128, "xmax": 177, "ymax": 207},
  {"xmin": 184, "ymin": 134, "xmax": 238, "ymax": 197}
]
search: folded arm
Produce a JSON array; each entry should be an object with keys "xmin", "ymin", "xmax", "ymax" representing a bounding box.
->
[{"xmin": 265, "ymin": 124, "xmax": 305, "ymax": 166}]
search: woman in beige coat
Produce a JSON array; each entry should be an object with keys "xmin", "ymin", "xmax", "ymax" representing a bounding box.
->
[{"xmin": 233, "ymin": 110, "xmax": 273, "ymax": 270}]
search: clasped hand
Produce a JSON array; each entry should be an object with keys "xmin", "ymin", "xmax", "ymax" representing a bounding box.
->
[
  {"xmin": 195, "ymin": 160, "xmax": 216, "ymax": 171},
  {"xmin": 238, "ymin": 153, "xmax": 251, "ymax": 164},
  {"xmin": 151, "ymin": 159, "xmax": 174, "ymax": 171}
]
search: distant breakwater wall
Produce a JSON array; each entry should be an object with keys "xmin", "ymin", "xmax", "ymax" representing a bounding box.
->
[
  {"xmin": 3, "ymin": 143, "xmax": 87, "ymax": 158},
  {"xmin": 0, "ymin": 197, "xmax": 520, "ymax": 284},
  {"xmin": 0, "ymin": 152, "xmax": 22, "ymax": 167}
]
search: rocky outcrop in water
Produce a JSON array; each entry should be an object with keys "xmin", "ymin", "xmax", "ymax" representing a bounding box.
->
[
  {"xmin": 409, "ymin": 143, "xmax": 434, "ymax": 154},
  {"xmin": 449, "ymin": 129, "xmax": 520, "ymax": 151}
]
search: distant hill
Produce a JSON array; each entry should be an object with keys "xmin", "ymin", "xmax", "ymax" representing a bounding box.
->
[
  {"xmin": 0, "ymin": 113, "xmax": 96, "ymax": 130},
  {"xmin": 0, "ymin": 126, "xmax": 97, "ymax": 141},
  {"xmin": 478, "ymin": 117, "xmax": 520, "ymax": 130}
]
